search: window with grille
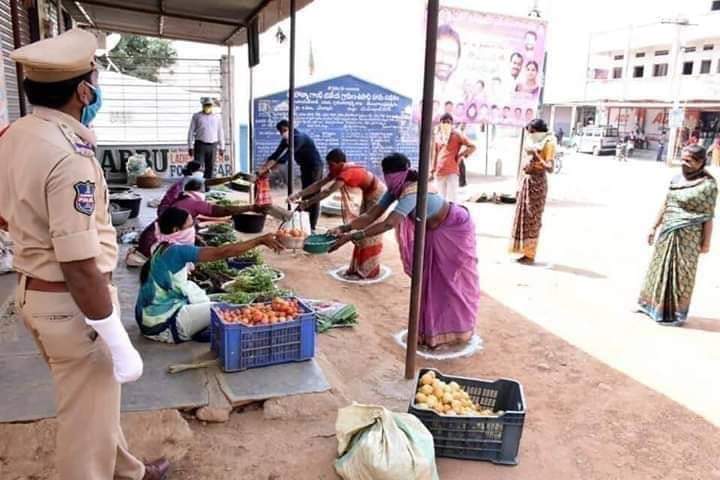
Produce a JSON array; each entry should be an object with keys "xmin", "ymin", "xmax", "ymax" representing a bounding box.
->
[
  {"xmin": 682, "ymin": 62, "xmax": 694, "ymax": 75},
  {"xmin": 700, "ymin": 60, "xmax": 712, "ymax": 73},
  {"xmin": 703, "ymin": 44, "xmax": 714, "ymax": 51},
  {"xmin": 653, "ymin": 64, "xmax": 668, "ymax": 77},
  {"xmin": 654, "ymin": 50, "xmax": 669, "ymax": 56},
  {"xmin": 635, "ymin": 52, "xmax": 646, "ymax": 58},
  {"xmin": 713, "ymin": 0, "xmax": 720, "ymax": 11},
  {"xmin": 613, "ymin": 54, "xmax": 624, "ymax": 60},
  {"xmin": 612, "ymin": 67, "xmax": 622, "ymax": 79},
  {"xmin": 633, "ymin": 65, "xmax": 644, "ymax": 78}
]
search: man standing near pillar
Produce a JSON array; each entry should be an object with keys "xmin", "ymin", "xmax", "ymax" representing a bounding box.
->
[
  {"xmin": 188, "ymin": 97, "xmax": 224, "ymax": 179},
  {"xmin": 431, "ymin": 113, "xmax": 476, "ymax": 203},
  {"xmin": 0, "ymin": 29, "xmax": 169, "ymax": 480},
  {"xmin": 260, "ymin": 120, "xmax": 324, "ymax": 232}
]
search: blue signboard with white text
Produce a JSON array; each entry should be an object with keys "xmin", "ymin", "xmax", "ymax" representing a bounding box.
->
[{"xmin": 253, "ymin": 75, "xmax": 418, "ymax": 177}]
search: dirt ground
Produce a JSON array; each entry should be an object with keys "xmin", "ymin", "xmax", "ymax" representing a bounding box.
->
[{"xmin": 2, "ymin": 225, "xmax": 720, "ymax": 480}]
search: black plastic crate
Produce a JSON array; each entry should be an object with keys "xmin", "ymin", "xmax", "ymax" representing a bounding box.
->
[{"xmin": 408, "ymin": 368, "xmax": 526, "ymax": 465}]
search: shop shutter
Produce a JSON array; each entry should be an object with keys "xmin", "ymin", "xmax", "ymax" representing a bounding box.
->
[{"xmin": 0, "ymin": 0, "xmax": 32, "ymax": 122}]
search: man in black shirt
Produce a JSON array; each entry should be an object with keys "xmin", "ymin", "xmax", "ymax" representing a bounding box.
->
[{"xmin": 259, "ymin": 120, "xmax": 324, "ymax": 231}]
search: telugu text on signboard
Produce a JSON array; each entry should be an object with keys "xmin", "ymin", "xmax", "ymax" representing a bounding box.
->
[{"xmin": 254, "ymin": 75, "xmax": 418, "ymax": 175}]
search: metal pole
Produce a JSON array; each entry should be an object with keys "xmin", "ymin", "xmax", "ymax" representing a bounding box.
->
[
  {"xmin": 517, "ymin": 128, "xmax": 525, "ymax": 179},
  {"xmin": 248, "ymin": 66, "xmax": 254, "ymax": 174},
  {"xmin": 56, "ymin": 0, "xmax": 64, "ymax": 34},
  {"xmin": 405, "ymin": 0, "xmax": 439, "ymax": 380},
  {"xmin": 10, "ymin": 0, "xmax": 27, "ymax": 117},
  {"xmin": 666, "ymin": 22, "xmax": 683, "ymax": 166},
  {"xmin": 484, "ymin": 125, "xmax": 489, "ymax": 175},
  {"xmin": 287, "ymin": 0, "xmax": 296, "ymax": 202},
  {"xmin": 226, "ymin": 47, "xmax": 235, "ymax": 175}
]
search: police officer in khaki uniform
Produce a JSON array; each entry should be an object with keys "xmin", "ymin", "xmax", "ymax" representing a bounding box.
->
[{"xmin": 0, "ymin": 29, "xmax": 170, "ymax": 480}]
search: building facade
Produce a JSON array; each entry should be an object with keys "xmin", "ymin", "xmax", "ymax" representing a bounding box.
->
[{"xmin": 547, "ymin": 2, "xmax": 720, "ymax": 154}]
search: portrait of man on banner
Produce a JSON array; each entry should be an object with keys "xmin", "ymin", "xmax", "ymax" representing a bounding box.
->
[{"xmin": 416, "ymin": 7, "xmax": 548, "ymax": 128}]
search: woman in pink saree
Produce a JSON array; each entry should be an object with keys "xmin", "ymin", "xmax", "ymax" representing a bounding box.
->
[{"xmin": 330, "ymin": 153, "xmax": 480, "ymax": 348}]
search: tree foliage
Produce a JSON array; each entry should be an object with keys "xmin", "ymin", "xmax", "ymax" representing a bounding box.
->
[{"xmin": 104, "ymin": 35, "xmax": 177, "ymax": 82}]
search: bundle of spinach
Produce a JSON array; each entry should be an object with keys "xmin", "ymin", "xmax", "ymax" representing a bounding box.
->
[
  {"xmin": 193, "ymin": 260, "xmax": 236, "ymax": 278},
  {"xmin": 226, "ymin": 266, "xmax": 276, "ymax": 293},
  {"xmin": 202, "ymin": 223, "xmax": 236, "ymax": 246},
  {"xmin": 211, "ymin": 198, "xmax": 240, "ymax": 207},
  {"xmin": 190, "ymin": 260, "xmax": 238, "ymax": 293},
  {"xmin": 215, "ymin": 287, "xmax": 292, "ymax": 305},
  {"xmin": 235, "ymin": 248, "xmax": 263, "ymax": 265}
]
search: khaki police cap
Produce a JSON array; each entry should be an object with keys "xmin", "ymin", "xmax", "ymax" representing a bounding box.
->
[{"xmin": 11, "ymin": 29, "xmax": 97, "ymax": 83}]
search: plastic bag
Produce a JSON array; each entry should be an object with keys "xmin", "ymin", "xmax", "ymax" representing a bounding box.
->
[
  {"xmin": 126, "ymin": 154, "xmax": 148, "ymax": 186},
  {"xmin": 0, "ymin": 230, "xmax": 14, "ymax": 275},
  {"xmin": 288, "ymin": 210, "xmax": 311, "ymax": 235},
  {"xmin": 334, "ymin": 404, "xmax": 439, "ymax": 480},
  {"xmin": 255, "ymin": 176, "xmax": 272, "ymax": 206}
]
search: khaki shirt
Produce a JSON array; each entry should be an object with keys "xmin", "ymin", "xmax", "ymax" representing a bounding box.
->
[{"xmin": 0, "ymin": 107, "xmax": 117, "ymax": 281}]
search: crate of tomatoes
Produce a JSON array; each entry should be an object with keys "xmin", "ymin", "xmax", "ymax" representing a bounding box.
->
[{"xmin": 210, "ymin": 297, "xmax": 316, "ymax": 372}]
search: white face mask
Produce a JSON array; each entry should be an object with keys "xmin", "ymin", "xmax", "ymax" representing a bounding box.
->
[
  {"xmin": 529, "ymin": 132, "xmax": 546, "ymax": 144},
  {"xmin": 191, "ymin": 171, "xmax": 204, "ymax": 179}
]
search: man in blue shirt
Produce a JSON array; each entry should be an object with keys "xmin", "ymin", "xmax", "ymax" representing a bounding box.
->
[{"xmin": 259, "ymin": 120, "xmax": 324, "ymax": 231}]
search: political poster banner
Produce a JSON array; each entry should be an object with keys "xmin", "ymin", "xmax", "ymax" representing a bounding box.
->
[{"xmin": 416, "ymin": 7, "xmax": 548, "ymax": 127}]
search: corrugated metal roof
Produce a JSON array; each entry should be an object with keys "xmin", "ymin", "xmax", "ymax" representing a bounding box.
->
[{"xmin": 65, "ymin": 0, "xmax": 313, "ymax": 46}]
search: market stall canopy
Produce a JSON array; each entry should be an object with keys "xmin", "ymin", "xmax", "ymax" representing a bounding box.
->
[{"xmin": 64, "ymin": 0, "xmax": 314, "ymax": 46}]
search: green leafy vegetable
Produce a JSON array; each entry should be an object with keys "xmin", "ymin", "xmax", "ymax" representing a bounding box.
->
[
  {"xmin": 235, "ymin": 248, "xmax": 263, "ymax": 265},
  {"xmin": 317, "ymin": 304, "xmax": 359, "ymax": 333}
]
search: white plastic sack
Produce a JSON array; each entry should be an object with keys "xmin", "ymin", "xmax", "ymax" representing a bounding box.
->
[
  {"xmin": 334, "ymin": 404, "xmax": 439, "ymax": 480},
  {"xmin": 289, "ymin": 211, "xmax": 311, "ymax": 235},
  {"xmin": 0, "ymin": 230, "xmax": 13, "ymax": 275}
]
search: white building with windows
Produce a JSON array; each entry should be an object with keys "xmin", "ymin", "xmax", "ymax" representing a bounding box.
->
[{"xmin": 547, "ymin": 1, "xmax": 720, "ymax": 151}]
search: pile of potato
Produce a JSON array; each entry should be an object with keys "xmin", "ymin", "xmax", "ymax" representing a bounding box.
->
[{"xmin": 414, "ymin": 370, "xmax": 502, "ymax": 417}]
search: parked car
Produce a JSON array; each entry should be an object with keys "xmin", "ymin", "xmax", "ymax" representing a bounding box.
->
[{"xmin": 576, "ymin": 126, "xmax": 620, "ymax": 156}]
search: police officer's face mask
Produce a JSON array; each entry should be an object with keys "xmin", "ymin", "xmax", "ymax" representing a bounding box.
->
[{"xmin": 80, "ymin": 81, "xmax": 103, "ymax": 127}]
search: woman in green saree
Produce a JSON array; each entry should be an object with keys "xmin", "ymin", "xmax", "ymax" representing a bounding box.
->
[{"xmin": 638, "ymin": 145, "xmax": 717, "ymax": 325}]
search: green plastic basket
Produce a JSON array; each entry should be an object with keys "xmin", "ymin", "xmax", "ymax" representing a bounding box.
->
[{"xmin": 303, "ymin": 234, "xmax": 336, "ymax": 254}]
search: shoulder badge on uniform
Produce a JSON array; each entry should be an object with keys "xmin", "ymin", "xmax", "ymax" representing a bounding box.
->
[
  {"xmin": 58, "ymin": 122, "xmax": 95, "ymax": 157},
  {"xmin": 73, "ymin": 181, "xmax": 96, "ymax": 216}
]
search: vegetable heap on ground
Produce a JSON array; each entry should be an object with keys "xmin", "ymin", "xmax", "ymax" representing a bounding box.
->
[
  {"xmin": 210, "ymin": 198, "xmax": 241, "ymax": 207},
  {"xmin": 215, "ymin": 264, "xmax": 289, "ymax": 304},
  {"xmin": 216, "ymin": 297, "xmax": 302, "ymax": 326},
  {"xmin": 204, "ymin": 223, "xmax": 236, "ymax": 246},
  {"xmin": 190, "ymin": 260, "xmax": 238, "ymax": 293},
  {"xmin": 316, "ymin": 304, "xmax": 358, "ymax": 333},
  {"xmin": 414, "ymin": 370, "xmax": 504, "ymax": 417},
  {"xmin": 233, "ymin": 248, "xmax": 263, "ymax": 265}
]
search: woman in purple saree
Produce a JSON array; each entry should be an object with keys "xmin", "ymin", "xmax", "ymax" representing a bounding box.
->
[{"xmin": 330, "ymin": 153, "xmax": 480, "ymax": 348}]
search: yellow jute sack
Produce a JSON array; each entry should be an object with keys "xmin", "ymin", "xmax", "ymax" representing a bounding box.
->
[{"xmin": 334, "ymin": 404, "xmax": 439, "ymax": 480}]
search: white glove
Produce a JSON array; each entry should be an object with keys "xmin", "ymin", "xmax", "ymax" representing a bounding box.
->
[{"xmin": 86, "ymin": 309, "xmax": 144, "ymax": 384}]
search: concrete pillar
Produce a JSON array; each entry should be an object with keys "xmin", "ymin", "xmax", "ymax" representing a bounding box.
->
[
  {"xmin": 569, "ymin": 106, "xmax": 578, "ymax": 135},
  {"xmin": 549, "ymin": 105, "xmax": 557, "ymax": 132}
]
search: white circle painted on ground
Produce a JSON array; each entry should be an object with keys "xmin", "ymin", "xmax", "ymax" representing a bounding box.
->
[
  {"xmin": 328, "ymin": 265, "xmax": 392, "ymax": 284},
  {"xmin": 393, "ymin": 329, "xmax": 483, "ymax": 360}
]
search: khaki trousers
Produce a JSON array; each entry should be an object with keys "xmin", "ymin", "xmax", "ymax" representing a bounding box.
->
[{"xmin": 16, "ymin": 277, "xmax": 145, "ymax": 480}]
